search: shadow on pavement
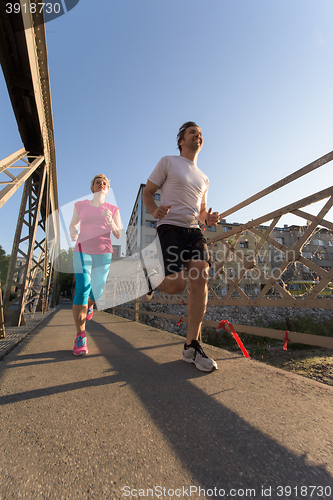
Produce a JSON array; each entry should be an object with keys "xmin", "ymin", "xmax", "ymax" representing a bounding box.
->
[
  {"xmin": 0, "ymin": 307, "xmax": 332, "ymax": 498},
  {"xmin": 87, "ymin": 320, "xmax": 332, "ymax": 496}
]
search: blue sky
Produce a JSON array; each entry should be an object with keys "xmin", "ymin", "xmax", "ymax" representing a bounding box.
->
[{"xmin": 1, "ymin": 0, "xmax": 333, "ymax": 256}]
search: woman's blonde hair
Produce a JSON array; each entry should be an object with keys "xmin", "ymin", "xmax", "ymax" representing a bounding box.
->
[{"xmin": 90, "ymin": 174, "xmax": 110, "ymax": 192}]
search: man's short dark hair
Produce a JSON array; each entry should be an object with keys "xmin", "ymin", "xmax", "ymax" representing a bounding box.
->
[{"xmin": 177, "ymin": 121, "xmax": 199, "ymax": 153}]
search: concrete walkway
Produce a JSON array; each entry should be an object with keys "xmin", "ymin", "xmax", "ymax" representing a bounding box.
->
[
  {"xmin": 0, "ymin": 301, "xmax": 332, "ymax": 499},
  {"xmin": 0, "ymin": 309, "xmax": 56, "ymax": 360}
]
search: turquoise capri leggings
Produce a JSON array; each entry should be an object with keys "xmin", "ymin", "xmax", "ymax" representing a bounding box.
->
[{"xmin": 73, "ymin": 252, "xmax": 112, "ymax": 306}]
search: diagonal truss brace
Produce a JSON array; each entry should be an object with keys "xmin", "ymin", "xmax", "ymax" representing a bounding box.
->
[{"xmin": 0, "ymin": 149, "xmax": 45, "ymax": 209}]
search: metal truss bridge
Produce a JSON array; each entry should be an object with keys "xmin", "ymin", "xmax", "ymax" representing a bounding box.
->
[{"xmin": 0, "ymin": 3, "xmax": 58, "ymax": 331}]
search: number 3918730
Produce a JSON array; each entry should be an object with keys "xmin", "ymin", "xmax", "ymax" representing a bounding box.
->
[{"xmin": 6, "ymin": 3, "xmax": 61, "ymax": 14}]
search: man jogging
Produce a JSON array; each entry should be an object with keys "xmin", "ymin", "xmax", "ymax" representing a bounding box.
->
[{"xmin": 143, "ymin": 122, "xmax": 219, "ymax": 372}]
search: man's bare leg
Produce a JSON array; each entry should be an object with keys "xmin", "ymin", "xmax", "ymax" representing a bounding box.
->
[
  {"xmin": 185, "ymin": 260, "xmax": 209, "ymax": 344},
  {"xmin": 153, "ymin": 262, "xmax": 209, "ymax": 341},
  {"xmin": 182, "ymin": 260, "xmax": 217, "ymax": 371},
  {"xmin": 156, "ymin": 270, "xmax": 187, "ymax": 295}
]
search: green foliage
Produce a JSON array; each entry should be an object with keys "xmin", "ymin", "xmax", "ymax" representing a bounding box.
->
[
  {"xmin": 56, "ymin": 248, "xmax": 75, "ymax": 296},
  {"xmin": 0, "ymin": 245, "xmax": 10, "ymax": 287},
  {"xmin": 267, "ymin": 314, "xmax": 333, "ymax": 337},
  {"xmin": 201, "ymin": 326, "xmax": 236, "ymax": 348},
  {"xmin": 56, "ymin": 248, "xmax": 74, "ymax": 273},
  {"xmin": 200, "ymin": 314, "xmax": 333, "ymax": 357},
  {"xmin": 200, "ymin": 325, "xmax": 281, "ymax": 359},
  {"xmin": 249, "ymin": 345, "xmax": 269, "ymax": 356},
  {"xmin": 254, "ymin": 315, "xmax": 265, "ymax": 328}
]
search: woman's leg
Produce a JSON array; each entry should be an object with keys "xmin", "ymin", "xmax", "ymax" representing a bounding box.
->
[
  {"xmin": 90, "ymin": 253, "xmax": 112, "ymax": 305},
  {"xmin": 72, "ymin": 252, "xmax": 93, "ymax": 334},
  {"xmin": 72, "ymin": 304, "xmax": 88, "ymax": 334}
]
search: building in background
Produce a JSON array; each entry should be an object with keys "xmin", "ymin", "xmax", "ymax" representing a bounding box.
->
[
  {"xmin": 112, "ymin": 245, "xmax": 121, "ymax": 259},
  {"xmin": 126, "ymin": 183, "xmax": 161, "ymax": 257}
]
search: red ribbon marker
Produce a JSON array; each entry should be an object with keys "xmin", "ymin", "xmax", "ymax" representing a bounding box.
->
[
  {"xmin": 283, "ymin": 331, "xmax": 291, "ymax": 350},
  {"xmin": 181, "ymin": 300, "xmax": 185, "ymax": 306},
  {"xmin": 177, "ymin": 317, "xmax": 183, "ymax": 326},
  {"xmin": 217, "ymin": 320, "xmax": 251, "ymax": 358}
]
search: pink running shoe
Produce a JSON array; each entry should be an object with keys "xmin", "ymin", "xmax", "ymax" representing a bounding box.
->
[
  {"xmin": 73, "ymin": 334, "xmax": 88, "ymax": 356},
  {"xmin": 86, "ymin": 306, "xmax": 94, "ymax": 321}
]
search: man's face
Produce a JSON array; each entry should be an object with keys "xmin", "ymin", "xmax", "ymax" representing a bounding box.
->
[{"xmin": 179, "ymin": 126, "xmax": 203, "ymax": 152}]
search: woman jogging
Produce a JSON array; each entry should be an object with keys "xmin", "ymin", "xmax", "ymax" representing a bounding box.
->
[{"xmin": 69, "ymin": 174, "xmax": 121, "ymax": 355}]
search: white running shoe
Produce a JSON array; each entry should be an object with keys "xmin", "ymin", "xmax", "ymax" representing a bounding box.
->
[{"xmin": 183, "ymin": 340, "xmax": 218, "ymax": 372}]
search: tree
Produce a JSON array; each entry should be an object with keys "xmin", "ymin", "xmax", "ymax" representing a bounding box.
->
[
  {"xmin": 55, "ymin": 248, "xmax": 75, "ymax": 297},
  {"xmin": 0, "ymin": 245, "xmax": 10, "ymax": 288}
]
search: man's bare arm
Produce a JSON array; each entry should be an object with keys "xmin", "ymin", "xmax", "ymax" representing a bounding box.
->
[
  {"xmin": 199, "ymin": 203, "xmax": 219, "ymax": 226},
  {"xmin": 143, "ymin": 180, "xmax": 172, "ymax": 220}
]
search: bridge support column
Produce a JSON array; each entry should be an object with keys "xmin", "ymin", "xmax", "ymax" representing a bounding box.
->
[{"xmin": 3, "ymin": 162, "xmax": 50, "ymax": 326}]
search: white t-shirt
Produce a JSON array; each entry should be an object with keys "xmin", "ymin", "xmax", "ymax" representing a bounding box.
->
[{"xmin": 148, "ymin": 155, "xmax": 209, "ymax": 228}]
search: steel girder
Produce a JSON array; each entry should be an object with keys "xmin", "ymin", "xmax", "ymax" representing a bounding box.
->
[{"xmin": 0, "ymin": 1, "xmax": 58, "ymax": 327}]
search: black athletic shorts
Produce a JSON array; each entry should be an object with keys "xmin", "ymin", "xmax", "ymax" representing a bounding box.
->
[{"xmin": 156, "ymin": 224, "xmax": 211, "ymax": 277}]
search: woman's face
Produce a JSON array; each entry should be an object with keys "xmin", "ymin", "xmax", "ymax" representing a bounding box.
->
[{"xmin": 93, "ymin": 177, "xmax": 109, "ymax": 194}]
